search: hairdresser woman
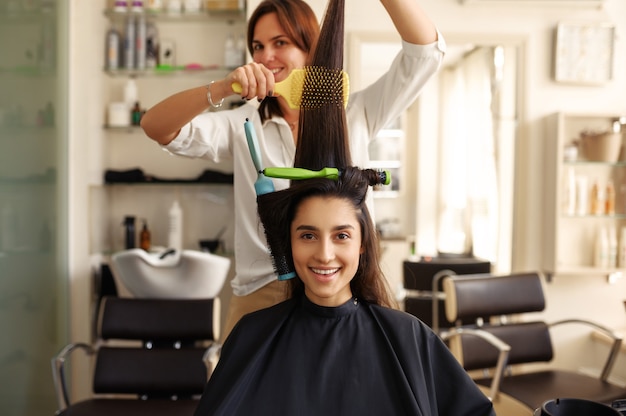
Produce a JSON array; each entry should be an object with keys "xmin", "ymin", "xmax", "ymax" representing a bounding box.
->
[{"xmin": 140, "ymin": 0, "xmax": 445, "ymax": 342}]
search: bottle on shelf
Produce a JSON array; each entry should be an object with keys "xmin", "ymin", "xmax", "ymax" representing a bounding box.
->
[
  {"xmin": 124, "ymin": 13, "xmax": 136, "ymax": 70},
  {"xmin": 113, "ymin": 0, "xmax": 128, "ymax": 12},
  {"xmin": 105, "ymin": 23, "xmax": 122, "ymax": 70},
  {"xmin": 605, "ymin": 180, "xmax": 615, "ymax": 215},
  {"xmin": 168, "ymin": 200, "xmax": 183, "ymax": 251},
  {"xmin": 563, "ymin": 167, "xmax": 576, "ymax": 215},
  {"xmin": 123, "ymin": 216, "xmax": 136, "ymax": 249},
  {"xmin": 575, "ymin": 175, "xmax": 588, "ymax": 216},
  {"xmin": 130, "ymin": 0, "xmax": 144, "ymax": 12},
  {"xmin": 131, "ymin": 101, "xmax": 142, "ymax": 125},
  {"xmin": 124, "ymin": 78, "xmax": 138, "ymax": 107},
  {"xmin": 135, "ymin": 12, "xmax": 147, "ymax": 70},
  {"xmin": 140, "ymin": 220, "xmax": 151, "ymax": 251},
  {"xmin": 145, "ymin": 22, "xmax": 159, "ymax": 68},
  {"xmin": 590, "ymin": 179, "xmax": 601, "ymax": 215}
]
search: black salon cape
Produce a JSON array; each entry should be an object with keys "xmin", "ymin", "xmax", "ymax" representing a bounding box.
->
[{"xmin": 194, "ymin": 296, "xmax": 495, "ymax": 416}]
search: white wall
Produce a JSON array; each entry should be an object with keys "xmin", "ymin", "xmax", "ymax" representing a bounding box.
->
[{"xmin": 69, "ymin": 0, "xmax": 626, "ymax": 399}]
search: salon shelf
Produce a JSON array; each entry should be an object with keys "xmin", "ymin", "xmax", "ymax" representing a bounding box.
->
[
  {"xmin": 103, "ymin": 8, "xmax": 246, "ymax": 23},
  {"xmin": 543, "ymin": 112, "xmax": 626, "ymax": 280},
  {"xmin": 104, "ymin": 66, "xmax": 230, "ymax": 78}
]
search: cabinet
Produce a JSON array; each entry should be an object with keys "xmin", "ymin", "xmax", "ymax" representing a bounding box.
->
[
  {"xmin": 543, "ymin": 112, "xmax": 626, "ymax": 280},
  {"xmin": 92, "ymin": 4, "xmax": 246, "ymax": 255}
]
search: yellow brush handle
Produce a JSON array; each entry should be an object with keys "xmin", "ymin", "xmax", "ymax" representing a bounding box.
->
[
  {"xmin": 231, "ymin": 83, "xmax": 243, "ymax": 94},
  {"xmin": 230, "ymin": 67, "xmax": 348, "ymax": 110},
  {"xmin": 231, "ymin": 80, "xmax": 290, "ymax": 97}
]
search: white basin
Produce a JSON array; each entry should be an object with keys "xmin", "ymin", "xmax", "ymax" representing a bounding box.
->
[{"xmin": 110, "ymin": 249, "xmax": 231, "ymax": 299}]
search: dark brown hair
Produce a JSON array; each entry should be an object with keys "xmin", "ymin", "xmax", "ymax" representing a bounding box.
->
[
  {"xmin": 247, "ymin": 0, "xmax": 320, "ymax": 123},
  {"xmin": 293, "ymin": 0, "xmax": 351, "ymax": 170}
]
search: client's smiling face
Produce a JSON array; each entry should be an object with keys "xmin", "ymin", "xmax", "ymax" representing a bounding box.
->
[{"xmin": 290, "ymin": 195, "xmax": 363, "ymax": 307}]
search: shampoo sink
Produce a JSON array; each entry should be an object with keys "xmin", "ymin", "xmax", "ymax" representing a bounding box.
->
[{"xmin": 110, "ymin": 248, "xmax": 231, "ymax": 299}]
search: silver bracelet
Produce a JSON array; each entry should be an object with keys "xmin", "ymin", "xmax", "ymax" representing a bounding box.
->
[{"xmin": 206, "ymin": 81, "xmax": 224, "ymax": 109}]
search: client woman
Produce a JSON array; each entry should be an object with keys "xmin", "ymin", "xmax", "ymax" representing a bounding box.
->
[{"xmin": 193, "ymin": 0, "xmax": 494, "ymax": 414}]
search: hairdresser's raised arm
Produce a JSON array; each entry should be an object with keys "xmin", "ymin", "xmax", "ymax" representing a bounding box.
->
[
  {"xmin": 380, "ymin": 0, "xmax": 438, "ymax": 45},
  {"xmin": 140, "ymin": 62, "xmax": 275, "ymax": 145}
]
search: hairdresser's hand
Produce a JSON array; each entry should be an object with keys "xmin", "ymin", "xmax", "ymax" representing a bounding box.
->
[{"xmin": 226, "ymin": 62, "xmax": 276, "ymax": 101}]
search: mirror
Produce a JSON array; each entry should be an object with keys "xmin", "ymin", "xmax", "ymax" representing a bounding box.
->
[{"xmin": 349, "ymin": 32, "xmax": 526, "ymax": 273}]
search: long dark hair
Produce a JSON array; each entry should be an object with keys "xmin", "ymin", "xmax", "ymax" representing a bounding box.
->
[
  {"xmin": 293, "ymin": 0, "xmax": 351, "ymax": 170},
  {"xmin": 247, "ymin": 0, "xmax": 320, "ymax": 124}
]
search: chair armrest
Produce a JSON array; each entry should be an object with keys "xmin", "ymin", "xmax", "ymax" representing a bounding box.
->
[
  {"xmin": 202, "ymin": 342, "xmax": 222, "ymax": 379},
  {"xmin": 441, "ymin": 327, "xmax": 511, "ymax": 401},
  {"xmin": 51, "ymin": 342, "xmax": 94, "ymax": 414},
  {"xmin": 550, "ymin": 319, "xmax": 623, "ymax": 382}
]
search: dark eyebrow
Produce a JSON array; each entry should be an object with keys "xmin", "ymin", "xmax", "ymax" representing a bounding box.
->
[
  {"xmin": 294, "ymin": 224, "xmax": 354, "ymax": 232},
  {"xmin": 252, "ymin": 35, "xmax": 289, "ymax": 46},
  {"xmin": 295, "ymin": 225, "xmax": 318, "ymax": 232}
]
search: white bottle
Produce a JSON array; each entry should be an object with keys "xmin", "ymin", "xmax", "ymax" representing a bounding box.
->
[
  {"xmin": 124, "ymin": 78, "xmax": 138, "ymax": 109},
  {"xmin": 168, "ymin": 200, "xmax": 183, "ymax": 251},
  {"xmin": 563, "ymin": 167, "xmax": 576, "ymax": 215}
]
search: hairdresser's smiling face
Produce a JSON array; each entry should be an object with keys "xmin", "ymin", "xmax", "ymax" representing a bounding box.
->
[
  {"xmin": 251, "ymin": 12, "xmax": 308, "ymax": 83},
  {"xmin": 290, "ymin": 196, "xmax": 363, "ymax": 307}
]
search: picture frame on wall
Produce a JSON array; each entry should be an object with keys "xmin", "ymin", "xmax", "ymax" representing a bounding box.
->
[{"xmin": 553, "ymin": 22, "xmax": 615, "ymax": 85}]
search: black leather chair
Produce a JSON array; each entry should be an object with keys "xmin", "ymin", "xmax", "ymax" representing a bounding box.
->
[
  {"xmin": 51, "ymin": 297, "xmax": 220, "ymax": 416},
  {"xmin": 402, "ymin": 256, "xmax": 490, "ymax": 331},
  {"xmin": 441, "ymin": 272, "xmax": 625, "ymax": 416}
]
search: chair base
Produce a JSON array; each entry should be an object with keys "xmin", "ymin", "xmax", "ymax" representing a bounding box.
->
[{"xmin": 57, "ymin": 398, "xmax": 200, "ymax": 416}]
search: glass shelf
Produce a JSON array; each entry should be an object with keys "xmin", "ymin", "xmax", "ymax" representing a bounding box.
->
[
  {"xmin": 104, "ymin": 66, "xmax": 229, "ymax": 77},
  {"xmin": 103, "ymin": 8, "xmax": 245, "ymax": 23}
]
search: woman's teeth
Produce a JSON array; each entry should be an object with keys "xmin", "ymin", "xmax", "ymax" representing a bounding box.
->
[{"xmin": 311, "ymin": 268, "xmax": 338, "ymax": 275}]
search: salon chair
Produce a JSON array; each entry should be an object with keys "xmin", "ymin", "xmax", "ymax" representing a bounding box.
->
[
  {"xmin": 441, "ymin": 272, "xmax": 625, "ymax": 416},
  {"xmin": 51, "ymin": 297, "xmax": 221, "ymax": 416},
  {"xmin": 401, "ymin": 255, "xmax": 490, "ymax": 332}
]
